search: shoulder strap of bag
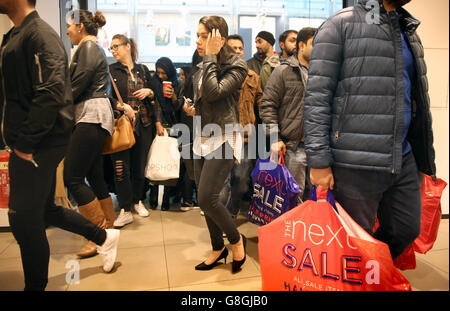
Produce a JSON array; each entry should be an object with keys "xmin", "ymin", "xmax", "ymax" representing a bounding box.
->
[{"xmin": 109, "ymin": 72, "xmax": 124, "ymax": 104}]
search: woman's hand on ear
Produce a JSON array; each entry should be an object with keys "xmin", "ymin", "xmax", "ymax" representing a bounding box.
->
[{"xmin": 205, "ymin": 28, "xmax": 224, "ymax": 55}]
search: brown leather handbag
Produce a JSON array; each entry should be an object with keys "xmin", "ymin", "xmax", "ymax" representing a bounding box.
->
[{"xmin": 102, "ymin": 73, "xmax": 136, "ymax": 155}]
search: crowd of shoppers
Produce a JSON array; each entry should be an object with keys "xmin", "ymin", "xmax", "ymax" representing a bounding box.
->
[{"xmin": 0, "ymin": 0, "xmax": 436, "ymax": 291}]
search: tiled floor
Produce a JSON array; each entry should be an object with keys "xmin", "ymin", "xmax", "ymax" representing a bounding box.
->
[{"xmin": 0, "ymin": 196, "xmax": 448, "ymax": 291}]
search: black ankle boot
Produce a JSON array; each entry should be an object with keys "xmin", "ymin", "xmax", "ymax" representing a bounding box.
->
[{"xmin": 195, "ymin": 248, "xmax": 229, "ymax": 271}]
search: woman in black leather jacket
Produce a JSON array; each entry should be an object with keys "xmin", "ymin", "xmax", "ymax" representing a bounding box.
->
[
  {"xmin": 183, "ymin": 16, "xmax": 248, "ymax": 273},
  {"xmin": 63, "ymin": 10, "xmax": 117, "ymax": 260}
]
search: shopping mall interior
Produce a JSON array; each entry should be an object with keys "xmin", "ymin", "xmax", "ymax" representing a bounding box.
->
[{"xmin": 0, "ymin": 0, "xmax": 448, "ymax": 292}]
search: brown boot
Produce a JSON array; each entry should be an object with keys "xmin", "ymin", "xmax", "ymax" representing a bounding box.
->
[
  {"xmin": 77, "ymin": 241, "xmax": 98, "ymax": 258},
  {"xmin": 99, "ymin": 196, "xmax": 115, "ymax": 229},
  {"xmin": 77, "ymin": 198, "xmax": 107, "ymax": 258}
]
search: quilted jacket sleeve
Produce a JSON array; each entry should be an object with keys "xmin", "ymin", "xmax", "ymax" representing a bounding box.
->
[{"xmin": 304, "ymin": 17, "xmax": 344, "ymax": 169}]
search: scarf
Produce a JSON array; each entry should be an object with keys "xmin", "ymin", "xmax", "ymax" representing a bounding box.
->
[{"xmin": 150, "ymin": 57, "xmax": 179, "ymax": 126}]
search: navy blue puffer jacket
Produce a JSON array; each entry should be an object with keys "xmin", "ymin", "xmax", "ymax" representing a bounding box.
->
[{"xmin": 304, "ymin": 0, "xmax": 435, "ymax": 176}]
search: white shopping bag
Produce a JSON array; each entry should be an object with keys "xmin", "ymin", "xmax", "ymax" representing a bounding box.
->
[{"xmin": 145, "ymin": 129, "xmax": 180, "ymax": 181}]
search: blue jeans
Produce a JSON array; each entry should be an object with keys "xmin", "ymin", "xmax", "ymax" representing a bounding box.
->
[
  {"xmin": 285, "ymin": 144, "xmax": 307, "ymax": 203},
  {"xmin": 332, "ymin": 152, "xmax": 421, "ymax": 259}
]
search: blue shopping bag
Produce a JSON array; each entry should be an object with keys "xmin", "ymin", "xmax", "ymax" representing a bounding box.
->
[{"xmin": 248, "ymin": 152, "xmax": 300, "ymax": 226}]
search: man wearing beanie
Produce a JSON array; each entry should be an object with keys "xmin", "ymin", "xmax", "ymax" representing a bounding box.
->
[{"xmin": 247, "ymin": 30, "xmax": 275, "ymax": 74}]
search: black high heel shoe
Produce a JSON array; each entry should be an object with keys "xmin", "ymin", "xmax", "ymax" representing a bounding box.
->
[
  {"xmin": 232, "ymin": 234, "xmax": 247, "ymax": 273},
  {"xmin": 195, "ymin": 248, "xmax": 229, "ymax": 271}
]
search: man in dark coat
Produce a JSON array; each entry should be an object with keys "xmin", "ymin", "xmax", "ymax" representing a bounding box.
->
[
  {"xmin": 246, "ymin": 30, "xmax": 275, "ymax": 74},
  {"xmin": 303, "ymin": 0, "xmax": 436, "ymax": 259},
  {"xmin": 260, "ymin": 27, "xmax": 316, "ymax": 203}
]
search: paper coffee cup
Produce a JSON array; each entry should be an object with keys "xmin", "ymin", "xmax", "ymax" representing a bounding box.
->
[{"xmin": 163, "ymin": 81, "xmax": 172, "ymax": 97}]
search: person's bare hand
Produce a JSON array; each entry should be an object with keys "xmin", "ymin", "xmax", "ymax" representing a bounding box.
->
[
  {"xmin": 14, "ymin": 149, "xmax": 33, "ymax": 162},
  {"xmin": 205, "ymin": 28, "xmax": 223, "ymax": 55},
  {"xmin": 271, "ymin": 141, "xmax": 286, "ymax": 155},
  {"xmin": 155, "ymin": 122, "xmax": 165, "ymax": 136},
  {"xmin": 133, "ymin": 88, "xmax": 153, "ymax": 100},
  {"xmin": 163, "ymin": 84, "xmax": 174, "ymax": 98},
  {"xmin": 123, "ymin": 103, "xmax": 136, "ymax": 125},
  {"xmin": 183, "ymin": 98, "xmax": 195, "ymax": 116},
  {"xmin": 310, "ymin": 167, "xmax": 335, "ymax": 190}
]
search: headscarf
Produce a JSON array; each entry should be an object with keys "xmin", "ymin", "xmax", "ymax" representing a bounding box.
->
[{"xmin": 150, "ymin": 57, "xmax": 179, "ymax": 126}]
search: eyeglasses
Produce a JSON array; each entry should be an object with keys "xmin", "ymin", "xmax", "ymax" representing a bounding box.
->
[{"xmin": 108, "ymin": 43, "xmax": 125, "ymax": 52}]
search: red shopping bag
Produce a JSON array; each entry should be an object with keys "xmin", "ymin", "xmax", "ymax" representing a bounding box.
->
[
  {"xmin": 413, "ymin": 175, "xmax": 447, "ymax": 254},
  {"xmin": 258, "ymin": 187, "xmax": 411, "ymax": 291},
  {"xmin": 0, "ymin": 151, "xmax": 9, "ymax": 209},
  {"xmin": 372, "ymin": 219, "xmax": 416, "ymax": 270},
  {"xmin": 393, "ymin": 245, "xmax": 416, "ymax": 270}
]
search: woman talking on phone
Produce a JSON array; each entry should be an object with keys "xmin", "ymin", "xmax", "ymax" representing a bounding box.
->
[{"xmin": 183, "ymin": 16, "xmax": 248, "ymax": 273}]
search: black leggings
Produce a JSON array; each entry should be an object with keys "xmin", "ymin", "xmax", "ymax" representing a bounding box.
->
[
  {"xmin": 194, "ymin": 143, "xmax": 240, "ymax": 250},
  {"xmin": 64, "ymin": 122, "xmax": 110, "ymax": 206},
  {"xmin": 8, "ymin": 145, "xmax": 106, "ymax": 291}
]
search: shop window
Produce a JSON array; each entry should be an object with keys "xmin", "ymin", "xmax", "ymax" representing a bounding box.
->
[{"xmin": 96, "ymin": 0, "xmax": 343, "ymax": 63}]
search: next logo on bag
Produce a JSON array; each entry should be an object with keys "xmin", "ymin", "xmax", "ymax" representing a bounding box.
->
[
  {"xmin": 284, "ymin": 219, "xmax": 357, "ymax": 249},
  {"xmin": 280, "ymin": 219, "xmax": 381, "ymax": 287}
]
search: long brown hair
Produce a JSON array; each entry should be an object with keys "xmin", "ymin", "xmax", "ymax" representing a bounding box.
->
[
  {"xmin": 199, "ymin": 16, "xmax": 235, "ymax": 65},
  {"xmin": 112, "ymin": 34, "xmax": 138, "ymax": 62}
]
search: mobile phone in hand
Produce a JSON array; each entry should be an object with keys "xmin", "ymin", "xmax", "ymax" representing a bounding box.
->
[{"xmin": 184, "ymin": 96, "xmax": 194, "ymax": 106}]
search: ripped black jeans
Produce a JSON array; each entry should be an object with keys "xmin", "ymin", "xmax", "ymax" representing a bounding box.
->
[{"xmin": 110, "ymin": 124, "xmax": 154, "ymax": 211}]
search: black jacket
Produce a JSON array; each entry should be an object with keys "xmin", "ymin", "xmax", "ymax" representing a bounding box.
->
[
  {"xmin": 0, "ymin": 11, "xmax": 73, "ymax": 154},
  {"xmin": 109, "ymin": 61, "xmax": 162, "ymax": 123},
  {"xmin": 260, "ymin": 55, "xmax": 308, "ymax": 151},
  {"xmin": 150, "ymin": 74, "xmax": 180, "ymax": 128},
  {"xmin": 246, "ymin": 52, "xmax": 264, "ymax": 75},
  {"xmin": 192, "ymin": 54, "xmax": 248, "ymax": 133},
  {"xmin": 70, "ymin": 40, "xmax": 110, "ymax": 104},
  {"xmin": 304, "ymin": 0, "xmax": 436, "ymax": 176}
]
